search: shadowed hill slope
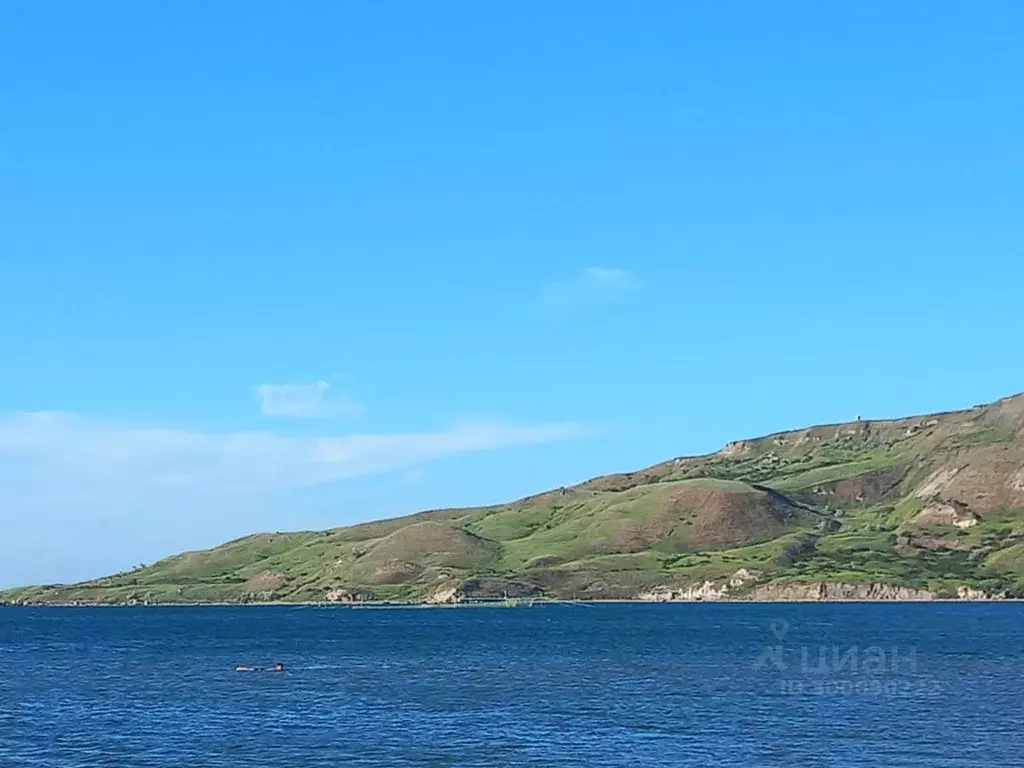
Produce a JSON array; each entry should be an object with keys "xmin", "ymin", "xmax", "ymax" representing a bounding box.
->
[{"xmin": 6, "ymin": 393, "xmax": 1024, "ymax": 604}]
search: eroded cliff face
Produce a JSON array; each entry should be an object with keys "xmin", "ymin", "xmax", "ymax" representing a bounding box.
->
[
  {"xmin": 745, "ymin": 582, "xmax": 937, "ymax": 601},
  {"xmin": 639, "ymin": 582, "xmax": 731, "ymax": 602},
  {"xmin": 324, "ymin": 588, "xmax": 375, "ymax": 603},
  {"xmin": 638, "ymin": 578, "xmax": 1004, "ymax": 602},
  {"xmin": 638, "ymin": 569, "xmax": 761, "ymax": 601},
  {"xmin": 424, "ymin": 585, "xmax": 461, "ymax": 604},
  {"xmin": 956, "ymin": 585, "xmax": 999, "ymax": 600}
]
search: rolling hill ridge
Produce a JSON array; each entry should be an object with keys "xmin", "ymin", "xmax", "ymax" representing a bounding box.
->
[{"xmin": 6, "ymin": 393, "xmax": 1024, "ymax": 604}]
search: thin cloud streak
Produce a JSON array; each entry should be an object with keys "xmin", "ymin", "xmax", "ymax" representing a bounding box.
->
[
  {"xmin": 0, "ymin": 411, "xmax": 586, "ymax": 585},
  {"xmin": 538, "ymin": 266, "xmax": 643, "ymax": 308},
  {"xmin": 0, "ymin": 411, "xmax": 585, "ymax": 496}
]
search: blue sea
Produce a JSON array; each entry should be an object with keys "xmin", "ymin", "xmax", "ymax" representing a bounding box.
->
[{"xmin": 1, "ymin": 603, "xmax": 1022, "ymax": 766}]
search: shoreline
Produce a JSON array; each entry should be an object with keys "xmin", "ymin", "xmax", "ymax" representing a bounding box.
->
[{"xmin": 3, "ymin": 596, "xmax": 1021, "ymax": 608}]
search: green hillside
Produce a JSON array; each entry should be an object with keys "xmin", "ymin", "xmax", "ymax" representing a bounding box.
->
[{"xmin": 6, "ymin": 393, "xmax": 1024, "ymax": 604}]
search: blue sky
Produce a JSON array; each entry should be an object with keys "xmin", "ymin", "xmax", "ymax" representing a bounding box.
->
[{"xmin": 2, "ymin": 2, "xmax": 1022, "ymax": 586}]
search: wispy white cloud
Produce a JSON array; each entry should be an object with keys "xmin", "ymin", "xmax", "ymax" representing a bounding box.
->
[
  {"xmin": 0, "ymin": 411, "xmax": 583, "ymax": 494},
  {"xmin": 256, "ymin": 380, "xmax": 365, "ymax": 419},
  {"xmin": 539, "ymin": 267, "xmax": 643, "ymax": 309},
  {"xmin": 0, "ymin": 411, "xmax": 586, "ymax": 585}
]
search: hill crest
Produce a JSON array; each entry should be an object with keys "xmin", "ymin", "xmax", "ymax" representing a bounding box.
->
[{"xmin": 5, "ymin": 393, "xmax": 1024, "ymax": 604}]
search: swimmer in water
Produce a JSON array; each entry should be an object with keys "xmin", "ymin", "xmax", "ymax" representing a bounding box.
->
[{"xmin": 235, "ymin": 663, "xmax": 284, "ymax": 672}]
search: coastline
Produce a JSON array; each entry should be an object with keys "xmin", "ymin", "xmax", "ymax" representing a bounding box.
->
[{"xmin": 3, "ymin": 596, "xmax": 1020, "ymax": 608}]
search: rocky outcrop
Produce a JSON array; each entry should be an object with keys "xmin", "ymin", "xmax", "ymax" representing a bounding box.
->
[
  {"xmin": 638, "ymin": 569, "xmax": 762, "ymax": 601},
  {"xmin": 638, "ymin": 578, "xmax": 1003, "ymax": 602},
  {"xmin": 324, "ymin": 587, "xmax": 374, "ymax": 603},
  {"xmin": 957, "ymin": 585, "xmax": 1004, "ymax": 600},
  {"xmin": 914, "ymin": 467, "xmax": 965, "ymax": 499},
  {"xmin": 639, "ymin": 581, "xmax": 729, "ymax": 602},
  {"xmin": 1010, "ymin": 466, "xmax": 1024, "ymax": 492},
  {"xmin": 913, "ymin": 499, "xmax": 980, "ymax": 529},
  {"xmin": 729, "ymin": 568, "xmax": 761, "ymax": 587},
  {"xmin": 745, "ymin": 581, "xmax": 1005, "ymax": 601},
  {"xmin": 424, "ymin": 585, "xmax": 462, "ymax": 604},
  {"xmin": 720, "ymin": 440, "xmax": 754, "ymax": 457},
  {"xmin": 746, "ymin": 581, "xmax": 937, "ymax": 601},
  {"xmin": 896, "ymin": 499, "xmax": 981, "ymax": 552}
]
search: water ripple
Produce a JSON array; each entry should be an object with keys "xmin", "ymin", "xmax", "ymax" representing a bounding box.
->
[{"xmin": 1, "ymin": 604, "xmax": 1022, "ymax": 766}]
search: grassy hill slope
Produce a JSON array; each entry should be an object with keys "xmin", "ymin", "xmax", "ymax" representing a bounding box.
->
[{"xmin": 6, "ymin": 393, "xmax": 1024, "ymax": 603}]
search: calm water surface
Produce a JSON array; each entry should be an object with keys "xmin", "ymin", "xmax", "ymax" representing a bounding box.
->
[{"xmin": 1, "ymin": 604, "xmax": 1022, "ymax": 766}]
